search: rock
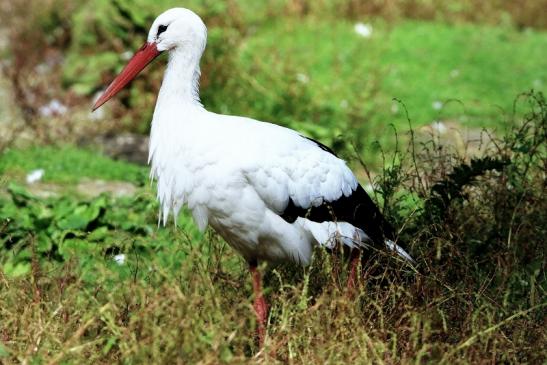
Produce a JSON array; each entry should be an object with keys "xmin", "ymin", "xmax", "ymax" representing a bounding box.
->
[
  {"xmin": 21, "ymin": 180, "xmax": 138, "ymax": 199},
  {"xmin": 76, "ymin": 179, "xmax": 138, "ymax": 198},
  {"xmin": 25, "ymin": 183, "xmax": 63, "ymax": 198},
  {"xmin": 86, "ymin": 133, "xmax": 150, "ymax": 165},
  {"xmin": 417, "ymin": 120, "xmax": 495, "ymax": 158}
]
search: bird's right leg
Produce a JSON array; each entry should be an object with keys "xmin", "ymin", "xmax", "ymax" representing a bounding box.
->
[{"xmin": 249, "ymin": 259, "xmax": 268, "ymax": 347}]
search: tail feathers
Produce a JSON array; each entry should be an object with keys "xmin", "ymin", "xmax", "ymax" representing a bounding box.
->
[
  {"xmin": 299, "ymin": 219, "xmax": 415, "ymax": 264},
  {"xmin": 300, "ymin": 220, "xmax": 370, "ymax": 250},
  {"xmin": 385, "ymin": 239, "xmax": 415, "ymax": 264}
]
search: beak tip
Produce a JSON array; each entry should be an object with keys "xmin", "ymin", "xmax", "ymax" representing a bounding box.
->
[{"xmin": 92, "ymin": 95, "xmax": 107, "ymax": 112}]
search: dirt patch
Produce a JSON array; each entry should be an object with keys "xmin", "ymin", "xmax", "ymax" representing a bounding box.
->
[
  {"xmin": 417, "ymin": 120, "xmax": 496, "ymax": 158},
  {"xmin": 21, "ymin": 179, "xmax": 138, "ymax": 199},
  {"xmin": 76, "ymin": 179, "xmax": 138, "ymax": 198}
]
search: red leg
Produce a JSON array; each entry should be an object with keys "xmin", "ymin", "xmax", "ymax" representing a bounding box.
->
[
  {"xmin": 249, "ymin": 261, "xmax": 268, "ymax": 347},
  {"xmin": 330, "ymin": 246, "xmax": 341, "ymax": 286},
  {"xmin": 346, "ymin": 249, "xmax": 361, "ymax": 293}
]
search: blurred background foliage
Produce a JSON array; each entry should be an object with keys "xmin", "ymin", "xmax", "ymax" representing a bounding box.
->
[{"xmin": 1, "ymin": 0, "xmax": 546, "ymax": 165}]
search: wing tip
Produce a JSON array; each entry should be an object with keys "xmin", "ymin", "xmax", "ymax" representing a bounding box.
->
[{"xmin": 385, "ymin": 239, "xmax": 416, "ymax": 264}]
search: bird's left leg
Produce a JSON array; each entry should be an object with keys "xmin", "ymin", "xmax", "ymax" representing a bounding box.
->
[
  {"xmin": 346, "ymin": 249, "xmax": 361, "ymax": 293},
  {"xmin": 249, "ymin": 259, "xmax": 268, "ymax": 347}
]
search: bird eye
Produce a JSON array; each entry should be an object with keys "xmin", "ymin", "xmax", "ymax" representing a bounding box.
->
[{"xmin": 157, "ymin": 25, "xmax": 168, "ymax": 37}]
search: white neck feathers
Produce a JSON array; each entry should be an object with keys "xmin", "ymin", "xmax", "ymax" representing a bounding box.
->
[{"xmin": 157, "ymin": 46, "xmax": 204, "ymax": 107}]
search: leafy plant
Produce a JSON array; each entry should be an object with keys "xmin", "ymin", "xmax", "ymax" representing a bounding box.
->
[{"xmin": 0, "ymin": 183, "xmax": 203, "ymax": 278}]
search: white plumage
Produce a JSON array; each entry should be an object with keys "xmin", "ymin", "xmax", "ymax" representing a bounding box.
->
[
  {"xmin": 150, "ymin": 111, "xmax": 365, "ymax": 264},
  {"xmin": 93, "ymin": 8, "xmax": 413, "ymax": 345}
]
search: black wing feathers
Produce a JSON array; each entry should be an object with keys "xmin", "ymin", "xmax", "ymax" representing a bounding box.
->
[
  {"xmin": 281, "ymin": 136, "xmax": 395, "ymax": 246},
  {"xmin": 280, "ymin": 185, "xmax": 395, "ymax": 246}
]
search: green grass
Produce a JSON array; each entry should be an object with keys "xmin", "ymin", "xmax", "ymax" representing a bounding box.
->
[
  {"xmin": 0, "ymin": 146, "xmax": 147, "ymax": 184},
  {"xmin": 222, "ymin": 19, "xmax": 547, "ymax": 161},
  {"xmin": 5, "ymin": 1, "xmax": 547, "ymax": 169}
]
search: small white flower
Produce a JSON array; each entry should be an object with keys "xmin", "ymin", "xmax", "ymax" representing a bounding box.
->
[
  {"xmin": 432, "ymin": 121, "xmax": 447, "ymax": 134},
  {"xmin": 26, "ymin": 169, "xmax": 45, "ymax": 184},
  {"xmin": 432, "ymin": 101, "xmax": 443, "ymax": 110},
  {"xmin": 340, "ymin": 100, "xmax": 349, "ymax": 109},
  {"xmin": 39, "ymin": 99, "xmax": 67, "ymax": 117},
  {"xmin": 50, "ymin": 100, "xmax": 67, "ymax": 114},
  {"xmin": 121, "ymin": 51, "xmax": 133, "ymax": 61},
  {"xmin": 114, "ymin": 254, "xmax": 126, "ymax": 265},
  {"xmin": 354, "ymin": 23, "xmax": 373, "ymax": 38},
  {"xmin": 39, "ymin": 105, "xmax": 52, "ymax": 117},
  {"xmin": 296, "ymin": 73, "xmax": 309, "ymax": 84},
  {"xmin": 450, "ymin": 69, "xmax": 460, "ymax": 78}
]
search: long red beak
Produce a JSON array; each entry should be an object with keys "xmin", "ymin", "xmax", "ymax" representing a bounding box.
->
[{"xmin": 92, "ymin": 42, "xmax": 161, "ymax": 111}]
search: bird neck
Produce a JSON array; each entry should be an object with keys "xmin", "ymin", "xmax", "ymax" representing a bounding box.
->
[
  {"xmin": 149, "ymin": 46, "xmax": 206, "ymax": 167},
  {"xmin": 157, "ymin": 46, "xmax": 204, "ymax": 108}
]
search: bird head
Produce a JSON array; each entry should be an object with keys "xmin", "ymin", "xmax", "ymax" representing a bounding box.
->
[{"xmin": 92, "ymin": 8, "xmax": 207, "ymax": 111}]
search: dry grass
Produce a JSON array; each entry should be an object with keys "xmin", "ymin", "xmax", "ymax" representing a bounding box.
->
[
  {"xmin": 0, "ymin": 247, "xmax": 544, "ymax": 364},
  {"xmin": 304, "ymin": 0, "xmax": 547, "ymax": 28}
]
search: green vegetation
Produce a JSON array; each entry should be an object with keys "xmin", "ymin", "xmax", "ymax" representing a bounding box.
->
[
  {"xmin": 1, "ymin": 0, "xmax": 546, "ymax": 363},
  {"xmin": 60, "ymin": 4, "xmax": 547, "ymax": 158},
  {"xmin": 0, "ymin": 184, "xmax": 202, "ymax": 279},
  {"xmin": 231, "ymin": 19, "xmax": 546, "ymax": 155},
  {"xmin": 3, "ymin": 0, "xmax": 546, "ymax": 164},
  {"xmin": 0, "ymin": 146, "xmax": 147, "ymax": 184},
  {"xmin": 1, "ymin": 93, "xmax": 545, "ymax": 363}
]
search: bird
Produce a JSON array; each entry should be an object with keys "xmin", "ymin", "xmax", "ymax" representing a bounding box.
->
[{"xmin": 93, "ymin": 7, "xmax": 414, "ymax": 346}]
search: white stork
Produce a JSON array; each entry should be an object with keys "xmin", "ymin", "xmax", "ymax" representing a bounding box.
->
[{"xmin": 93, "ymin": 8, "xmax": 414, "ymax": 345}]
